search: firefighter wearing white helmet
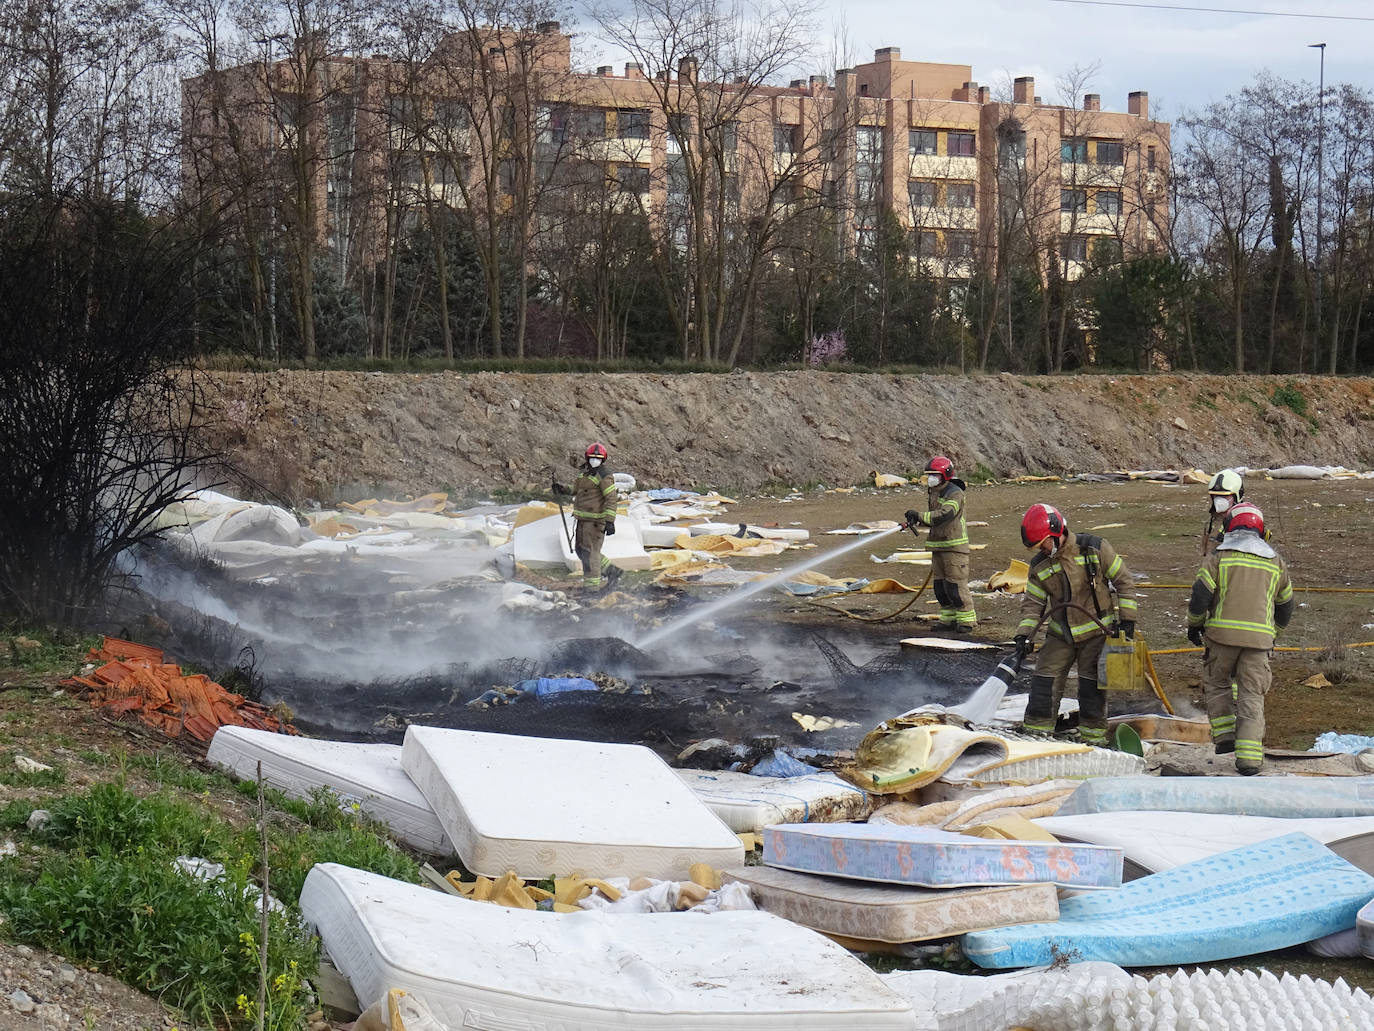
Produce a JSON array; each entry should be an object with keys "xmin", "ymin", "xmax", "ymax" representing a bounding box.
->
[
  {"xmin": 1202, "ymin": 469, "xmax": 1245, "ymax": 555},
  {"xmin": 553, "ymin": 443, "xmax": 621, "ymax": 590},
  {"xmin": 1186, "ymin": 503, "xmax": 1294, "ymax": 775}
]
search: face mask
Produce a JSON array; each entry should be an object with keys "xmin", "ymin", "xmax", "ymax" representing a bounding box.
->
[
  {"xmin": 1212, "ymin": 496, "xmax": 1232, "ymax": 514},
  {"xmin": 926, "ymin": 475, "xmax": 942, "ymax": 488},
  {"xmin": 588, "ymin": 457, "xmax": 604, "ymax": 468}
]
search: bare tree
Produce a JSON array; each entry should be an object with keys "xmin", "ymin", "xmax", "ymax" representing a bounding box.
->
[{"xmin": 592, "ymin": 0, "xmax": 820, "ymax": 363}]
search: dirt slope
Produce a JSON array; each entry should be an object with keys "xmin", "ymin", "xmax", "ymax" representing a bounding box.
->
[{"xmin": 200, "ymin": 370, "xmax": 1374, "ymax": 505}]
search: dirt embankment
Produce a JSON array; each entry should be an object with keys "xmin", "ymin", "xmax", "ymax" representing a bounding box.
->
[{"xmin": 199, "ymin": 370, "xmax": 1374, "ymax": 505}]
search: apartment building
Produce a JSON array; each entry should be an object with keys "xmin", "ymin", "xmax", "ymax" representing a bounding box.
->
[{"xmin": 181, "ymin": 27, "xmax": 1169, "ymax": 283}]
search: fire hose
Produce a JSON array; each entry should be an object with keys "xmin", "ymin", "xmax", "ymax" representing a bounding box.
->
[{"xmin": 803, "ymin": 516, "xmax": 933, "ymax": 622}]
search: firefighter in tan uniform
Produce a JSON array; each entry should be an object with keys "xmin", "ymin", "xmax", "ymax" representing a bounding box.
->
[
  {"xmin": 1187, "ymin": 502, "xmax": 1293, "ymax": 775},
  {"xmin": 553, "ymin": 442, "xmax": 621, "ymax": 590},
  {"xmin": 902, "ymin": 456, "xmax": 976, "ymax": 631},
  {"xmin": 1014, "ymin": 504, "xmax": 1138, "ymax": 746}
]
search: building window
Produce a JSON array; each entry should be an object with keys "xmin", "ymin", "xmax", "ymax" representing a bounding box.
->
[
  {"xmin": 998, "ymin": 129, "xmax": 1026, "ymax": 166},
  {"xmin": 775, "ymin": 124, "xmax": 797, "ymax": 156},
  {"xmin": 617, "ymin": 108, "xmax": 649, "ymax": 140},
  {"xmin": 615, "ymin": 164, "xmax": 650, "ymax": 194},
  {"xmin": 947, "ymin": 132, "xmax": 975, "ymax": 157},
  {"xmin": 718, "ymin": 120, "xmax": 738, "ymax": 153},
  {"xmin": 1060, "ymin": 235, "xmax": 1088, "ymax": 261},
  {"xmin": 946, "ymin": 231, "xmax": 975, "ymax": 260},
  {"xmin": 569, "ymin": 107, "xmax": 608, "ymax": 141},
  {"xmin": 1061, "ymin": 188, "xmax": 1087, "ymax": 213},
  {"xmin": 1095, "ymin": 140, "xmax": 1124, "ymax": 165},
  {"xmin": 908, "ymin": 180, "xmax": 936, "ymax": 207},
  {"xmin": 1147, "ymin": 145, "xmax": 1157, "ymax": 171},
  {"xmin": 913, "ymin": 229, "xmax": 939, "ymax": 256},
  {"xmin": 1061, "ymin": 137, "xmax": 1087, "ymax": 164},
  {"xmin": 1096, "ymin": 190, "xmax": 1122, "ymax": 215},
  {"xmin": 909, "ymin": 129, "xmax": 938, "ymax": 156},
  {"xmin": 947, "ymin": 182, "xmax": 976, "ymax": 208},
  {"xmin": 856, "ymin": 126, "xmax": 883, "ymax": 167}
]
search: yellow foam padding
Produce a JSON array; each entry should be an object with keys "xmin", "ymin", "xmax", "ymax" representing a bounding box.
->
[
  {"xmin": 580, "ymin": 878, "xmax": 623, "ymax": 902},
  {"xmin": 793, "ymin": 712, "xmax": 861, "ymax": 732},
  {"xmin": 675, "ymin": 534, "xmax": 787, "ymax": 557},
  {"xmin": 489, "ymin": 871, "xmax": 537, "ymax": 910},
  {"xmin": 525, "ymin": 885, "xmax": 554, "ymax": 902},
  {"xmin": 1110, "ymin": 714, "xmax": 1210, "ymax": 744},
  {"xmin": 858, "ymin": 578, "xmax": 924, "ymax": 594},
  {"xmin": 882, "ymin": 551, "xmax": 932, "ymax": 563},
  {"xmin": 690, "ymin": 863, "xmax": 722, "ymax": 889},
  {"xmin": 512, "ymin": 501, "xmax": 560, "ymax": 527},
  {"xmin": 341, "ymin": 493, "xmax": 449, "ymax": 515},
  {"xmin": 987, "ymin": 559, "xmax": 1030, "ymax": 593},
  {"xmin": 653, "ymin": 560, "xmax": 729, "ymax": 585},
  {"xmin": 959, "ymin": 816, "xmax": 1061, "ymax": 843},
  {"xmin": 444, "ymin": 871, "xmax": 475, "ymax": 895},
  {"xmin": 791, "ymin": 570, "xmax": 852, "ymax": 587},
  {"xmin": 553, "ymin": 902, "xmax": 581, "ymax": 913},
  {"xmin": 696, "ymin": 493, "xmax": 738, "ymax": 505},
  {"xmin": 554, "ymin": 877, "xmax": 591, "ymax": 906},
  {"xmin": 738, "ymin": 832, "xmax": 761, "ymax": 851},
  {"xmin": 1013, "ymin": 475, "xmax": 1061, "ymax": 483},
  {"xmin": 650, "ymin": 550, "xmax": 698, "ymax": 570},
  {"xmin": 840, "ymin": 722, "xmax": 1090, "ymax": 795},
  {"xmin": 1102, "ymin": 632, "xmax": 1149, "ymax": 692},
  {"xmin": 874, "ymin": 472, "xmax": 909, "ymax": 487}
]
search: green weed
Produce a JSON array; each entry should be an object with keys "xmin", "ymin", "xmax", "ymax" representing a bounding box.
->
[
  {"xmin": 3, "ymin": 629, "xmax": 95, "ymax": 674},
  {"xmin": 1271, "ymin": 383, "xmax": 1308, "ymax": 417},
  {"xmin": 972, "ymin": 462, "xmax": 997, "ymax": 484}
]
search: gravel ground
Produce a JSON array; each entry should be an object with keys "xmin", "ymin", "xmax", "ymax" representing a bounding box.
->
[{"xmin": 0, "ymin": 940, "xmax": 174, "ymax": 1030}]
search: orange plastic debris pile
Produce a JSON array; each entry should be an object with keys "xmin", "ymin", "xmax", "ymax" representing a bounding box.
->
[{"xmin": 63, "ymin": 637, "xmax": 297, "ymax": 743}]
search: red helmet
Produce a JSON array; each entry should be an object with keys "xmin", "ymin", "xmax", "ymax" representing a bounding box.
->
[
  {"xmin": 1021, "ymin": 504, "xmax": 1067, "ymax": 549},
  {"xmin": 585, "ymin": 442, "xmax": 608, "ymax": 460},
  {"xmin": 924, "ymin": 456, "xmax": 955, "ymax": 482},
  {"xmin": 1223, "ymin": 502, "xmax": 1265, "ymax": 536}
]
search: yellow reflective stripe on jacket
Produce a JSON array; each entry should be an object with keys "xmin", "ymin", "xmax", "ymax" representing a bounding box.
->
[
  {"xmin": 927, "ymin": 534, "xmax": 969, "ymax": 549},
  {"xmin": 1025, "ymin": 581, "xmax": 1049, "ymax": 602}
]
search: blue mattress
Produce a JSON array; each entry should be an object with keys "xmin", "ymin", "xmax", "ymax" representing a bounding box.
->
[
  {"xmin": 963, "ymin": 832, "xmax": 1374, "ymax": 969},
  {"xmin": 1055, "ymin": 775, "xmax": 1374, "ymax": 818},
  {"xmin": 763, "ymin": 822, "xmax": 1122, "ymax": 889}
]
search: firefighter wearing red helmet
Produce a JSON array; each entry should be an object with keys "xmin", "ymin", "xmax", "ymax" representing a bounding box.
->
[
  {"xmin": 553, "ymin": 443, "xmax": 621, "ymax": 590},
  {"xmin": 1014, "ymin": 504, "xmax": 1138, "ymax": 745},
  {"xmin": 902, "ymin": 456, "xmax": 976, "ymax": 631},
  {"xmin": 1186, "ymin": 503, "xmax": 1293, "ymax": 775}
]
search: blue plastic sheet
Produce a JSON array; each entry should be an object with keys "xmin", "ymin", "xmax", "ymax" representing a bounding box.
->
[
  {"xmin": 751, "ymin": 749, "xmax": 816, "ymax": 778},
  {"xmin": 1314, "ymin": 732, "xmax": 1374, "ymax": 755},
  {"xmin": 516, "ymin": 676, "xmax": 598, "ymax": 697}
]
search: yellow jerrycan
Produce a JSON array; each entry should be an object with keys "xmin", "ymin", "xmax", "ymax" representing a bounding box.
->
[{"xmin": 1100, "ymin": 630, "xmax": 1149, "ymax": 693}]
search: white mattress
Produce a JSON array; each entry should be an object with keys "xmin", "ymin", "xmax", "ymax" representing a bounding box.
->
[
  {"xmin": 1035, "ymin": 811, "xmax": 1374, "ymax": 878},
  {"xmin": 676, "ymin": 769, "xmax": 874, "ymax": 833},
  {"xmin": 206, "ymin": 726, "xmax": 450, "ymax": 855},
  {"xmin": 401, "ymin": 726, "xmax": 744, "ymax": 879},
  {"xmin": 302, "ymin": 862, "xmax": 917, "ymax": 1030}
]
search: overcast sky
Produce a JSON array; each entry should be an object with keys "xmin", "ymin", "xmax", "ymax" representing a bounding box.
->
[{"xmin": 823, "ymin": 0, "xmax": 1374, "ymax": 119}]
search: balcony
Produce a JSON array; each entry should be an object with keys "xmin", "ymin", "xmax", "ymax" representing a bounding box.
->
[
  {"xmin": 908, "ymin": 154, "xmax": 977, "ymax": 180},
  {"xmin": 1060, "ymin": 211, "xmax": 1119, "ymax": 234}
]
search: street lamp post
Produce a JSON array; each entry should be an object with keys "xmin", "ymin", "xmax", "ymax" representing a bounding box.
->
[{"xmin": 1309, "ymin": 42, "xmax": 1326, "ymax": 372}]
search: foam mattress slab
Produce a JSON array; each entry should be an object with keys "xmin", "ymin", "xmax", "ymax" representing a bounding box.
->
[
  {"xmin": 676, "ymin": 769, "xmax": 874, "ymax": 833},
  {"xmin": 401, "ymin": 726, "xmax": 744, "ymax": 879},
  {"xmin": 763, "ymin": 822, "xmax": 1122, "ymax": 889},
  {"xmin": 722, "ymin": 865, "xmax": 1059, "ymax": 944},
  {"xmin": 1035, "ymin": 811, "xmax": 1374, "ymax": 879},
  {"xmin": 206, "ymin": 726, "xmax": 449, "ymax": 855},
  {"xmin": 301, "ymin": 862, "xmax": 917, "ymax": 1030},
  {"xmin": 963, "ymin": 832, "xmax": 1374, "ymax": 969},
  {"xmin": 1055, "ymin": 775, "xmax": 1374, "ymax": 818}
]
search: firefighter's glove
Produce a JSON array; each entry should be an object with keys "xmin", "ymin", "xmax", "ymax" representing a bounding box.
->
[
  {"xmin": 1120, "ymin": 620, "xmax": 1135, "ymax": 641},
  {"xmin": 1013, "ymin": 634, "xmax": 1031, "ymax": 658},
  {"xmin": 552, "ymin": 479, "xmax": 570, "ymax": 497},
  {"xmin": 904, "ymin": 510, "xmax": 924, "ymax": 531},
  {"xmin": 1187, "ymin": 626, "xmax": 1204, "ymax": 647},
  {"xmin": 604, "ymin": 520, "xmax": 616, "ymax": 536}
]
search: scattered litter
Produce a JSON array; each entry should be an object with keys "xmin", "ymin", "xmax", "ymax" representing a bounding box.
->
[
  {"xmin": 872, "ymin": 472, "xmax": 908, "ymax": 488},
  {"xmin": 792, "ymin": 713, "xmax": 861, "ymax": 733},
  {"xmin": 1302, "ymin": 673, "xmax": 1332, "ymax": 689},
  {"xmin": 1088, "ymin": 522, "xmax": 1126, "ymax": 531},
  {"xmin": 1314, "ymin": 732, "xmax": 1374, "ymax": 754},
  {"xmin": 13, "ymin": 755, "xmax": 52, "ymax": 774},
  {"xmin": 986, "ymin": 559, "xmax": 1029, "ymax": 593},
  {"xmin": 828, "ymin": 521, "xmax": 902, "ymax": 535},
  {"xmin": 62, "ymin": 637, "xmax": 296, "ymax": 743},
  {"xmin": 871, "ymin": 551, "xmax": 930, "ymax": 564},
  {"xmin": 898, "ymin": 638, "xmax": 998, "ymax": 651},
  {"xmin": 1172, "ymin": 417, "xmax": 1189, "ymax": 430}
]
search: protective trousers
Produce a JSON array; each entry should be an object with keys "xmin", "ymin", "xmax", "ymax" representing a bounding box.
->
[
  {"xmin": 1023, "ymin": 634, "xmax": 1108, "ymax": 744},
  {"xmin": 931, "ymin": 551, "xmax": 976, "ymax": 628},
  {"xmin": 1202, "ymin": 641, "xmax": 1271, "ymax": 771},
  {"xmin": 574, "ymin": 520, "xmax": 611, "ymax": 587}
]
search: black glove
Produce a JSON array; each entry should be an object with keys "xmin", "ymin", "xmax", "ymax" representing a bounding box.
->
[
  {"xmin": 552, "ymin": 479, "xmax": 570, "ymax": 497},
  {"xmin": 1120, "ymin": 620, "xmax": 1135, "ymax": 640},
  {"xmin": 904, "ymin": 510, "xmax": 923, "ymax": 529},
  {"xmin": 1187, "ymin": 625, "xmax": 1204, "ymax": 647},
  {"xmin": 1013, "ymin": 634, "xmax": 1030, "ymax": 656},
  {"xmin": 604, "ymin": 520, "xmax": 616, "ymax": 536}
]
